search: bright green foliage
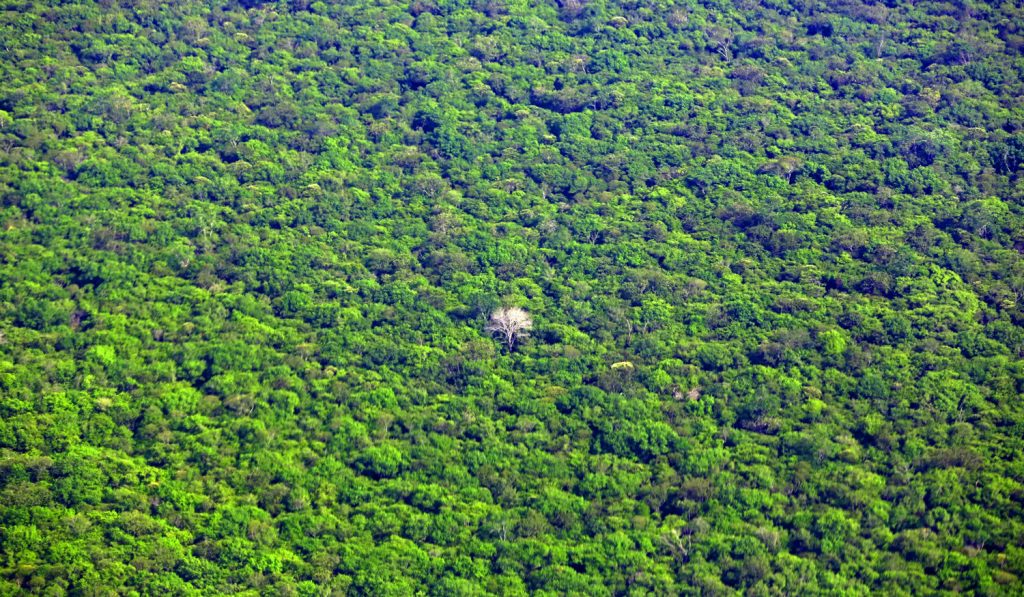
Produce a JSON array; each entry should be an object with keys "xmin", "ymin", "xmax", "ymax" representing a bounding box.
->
[{"xmin": 1, "ymin": 0, "xmax": 1023, "ymax": 594}]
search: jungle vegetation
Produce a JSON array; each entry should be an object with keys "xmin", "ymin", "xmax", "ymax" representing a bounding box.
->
[{"xmin": 1, "ymin": 0, "xmax": 1023, "ymax": 594}]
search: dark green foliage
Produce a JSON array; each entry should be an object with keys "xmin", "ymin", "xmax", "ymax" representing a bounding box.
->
[{"xmin": 1, "ymin": 0, "xmax": 1023, "ymax": 593}]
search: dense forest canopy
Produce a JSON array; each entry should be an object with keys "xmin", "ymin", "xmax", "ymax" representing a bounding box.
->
[{"xmin": 1, "ymin": 0, "xmax": 1023, "ymax": 593}]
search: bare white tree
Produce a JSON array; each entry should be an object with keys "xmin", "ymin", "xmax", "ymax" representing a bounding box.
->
[{"xmin": 486, "ymin": 307, "xmax": 533, "ymax": 351}]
